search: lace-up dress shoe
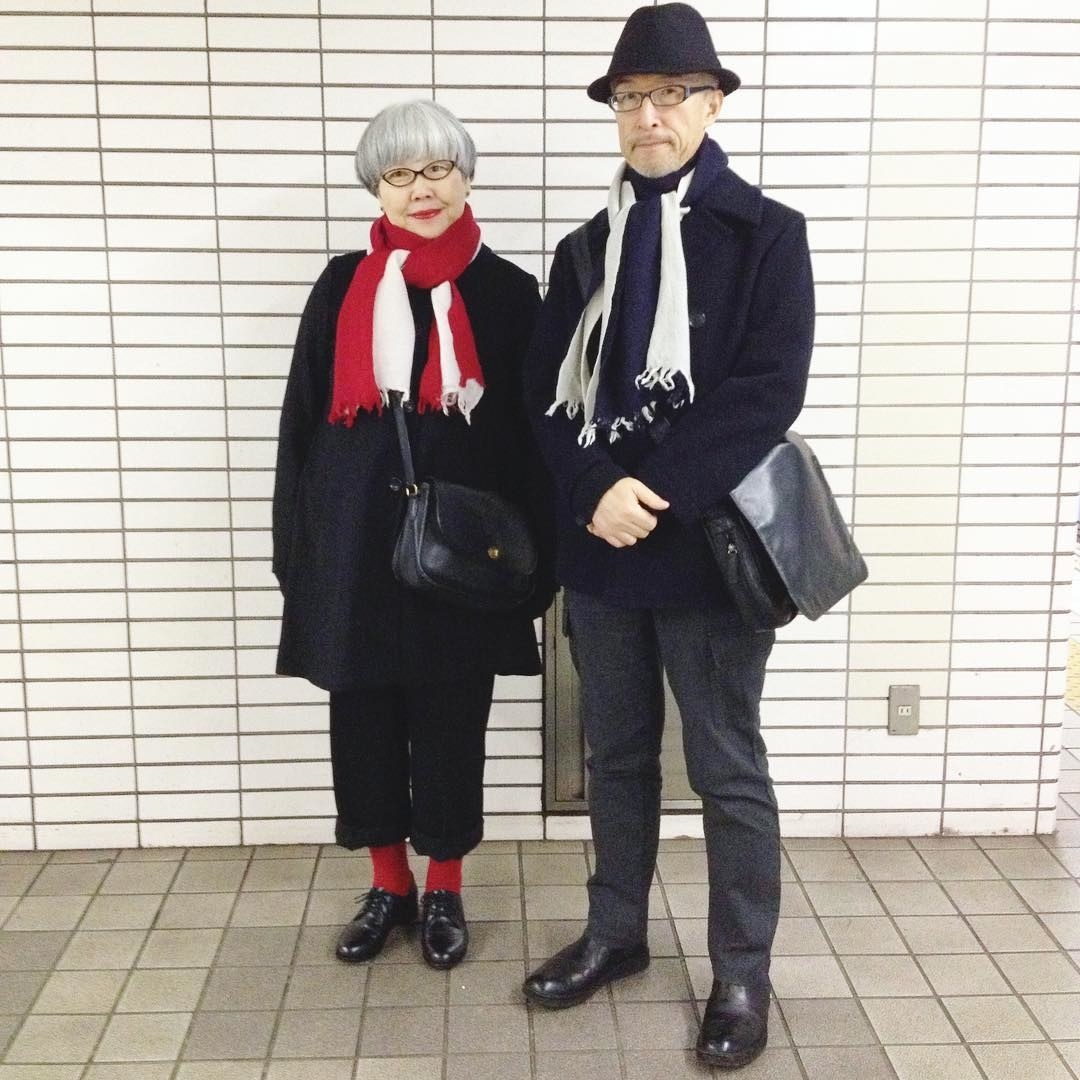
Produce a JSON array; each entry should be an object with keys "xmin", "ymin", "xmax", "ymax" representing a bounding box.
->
[
  {"xmin": 522, "ymin": 933, "xmax": 649, "ymax": 1008},
  {"xmin": 420, "ymin": 889, "xmax": 468, "ymax": 969},
  {"xmin": 335, "ymin": 884, "xmax": 418, "ymax": 963},
  {"xmin": 695, "ymin": 980, "xmax": 770, "ymax": 1070}
]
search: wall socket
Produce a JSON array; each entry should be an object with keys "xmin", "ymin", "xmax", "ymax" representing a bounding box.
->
[{"xmin": 888, "ymin": 684, "xmax": 920, "ymax": 735}]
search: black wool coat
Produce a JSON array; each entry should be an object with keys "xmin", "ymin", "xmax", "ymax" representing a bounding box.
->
[
  {"xmin": 273, "ymin": 246, "xmax": 555, "ymax": 691},
  {"xmin": 523, "ymin": 144, "xmax": 815, "ymax": 609}
]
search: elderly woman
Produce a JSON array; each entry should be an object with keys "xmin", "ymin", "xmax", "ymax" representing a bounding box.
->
[{"xmin": 272, "ymin": 99, "xmax": 553, "ymax": 970}]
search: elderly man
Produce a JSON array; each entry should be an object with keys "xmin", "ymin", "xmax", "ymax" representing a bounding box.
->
[{"xmin": 521, "ymin": 3, "xmax": 814, "ymax": 1069}]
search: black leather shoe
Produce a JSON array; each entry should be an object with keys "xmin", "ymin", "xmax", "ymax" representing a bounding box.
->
[
  {"xmin": 420, "ymin": 889, "xmax": 468, "ymax": 969},
  {"xmin": 335, "ymin": 884, "xmax": 418, "ymax": 962},
  {"xmin": 695, "ymin": 980, "xmax": 770, "ymax": 1070},
  {"xmin": 522, "ymin": 933, "xmax": 649, "ymax": 1008}
]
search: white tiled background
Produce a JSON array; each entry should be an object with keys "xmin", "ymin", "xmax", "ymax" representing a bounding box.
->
[{"xmin": 0, "ymin": 0, "xmax": 1076, "ymax": 850}]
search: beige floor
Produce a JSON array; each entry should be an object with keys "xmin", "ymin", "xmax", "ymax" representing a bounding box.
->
[{"xmin": 1, "ymin": 708, "xmax": 1079, "ymax": 1080}]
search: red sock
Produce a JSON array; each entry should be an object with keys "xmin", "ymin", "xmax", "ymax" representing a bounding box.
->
[
  {"xmin": 369, "ymin": 842, "xmax": 413, "ymax": 897},
  {"xmin": 425, "ymin": 857, "xmax": 462, "ymax": 894}
]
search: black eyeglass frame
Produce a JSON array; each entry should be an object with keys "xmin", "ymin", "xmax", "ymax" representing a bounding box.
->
[
  {"xmin": 606, "ymin": 83, "xmax": 719, "ymax": 113},
  {"xmin": 379, "ymin": 160, "xmax": 459, "ymax": 188}
]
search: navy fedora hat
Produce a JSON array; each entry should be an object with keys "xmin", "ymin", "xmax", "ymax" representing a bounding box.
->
[{"xmin": 587, "ymin": 3, "xmax": 741, "ymax": 103}]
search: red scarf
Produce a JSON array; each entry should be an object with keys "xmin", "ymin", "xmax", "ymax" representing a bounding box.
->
[{"xmin": 328, "ymin": 205, "xmax": 484, "ymax": 426}]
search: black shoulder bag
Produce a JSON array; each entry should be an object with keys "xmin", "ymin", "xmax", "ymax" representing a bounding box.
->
[{"xmin": 389, "ymin": 393, "xmax": 537, "ymax": 612}]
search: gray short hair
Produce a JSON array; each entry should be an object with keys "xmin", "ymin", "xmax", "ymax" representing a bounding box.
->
[{"xmin": 355, "ymin": 99, "xmax": 477, "ymax": 195}]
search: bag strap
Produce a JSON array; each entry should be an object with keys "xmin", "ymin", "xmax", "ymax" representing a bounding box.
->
[{"xmin": 389, "ymin": 392, "xmax": 418, "ymax": 493}]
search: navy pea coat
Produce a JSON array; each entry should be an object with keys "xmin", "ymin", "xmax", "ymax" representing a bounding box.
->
[
  {"xmin": 273, "ymin": 246, "xmax": 556, "ymax": 691},
  {"xmin": 523, "ymin": 142, "xmax": 816, "ymax": 609}
]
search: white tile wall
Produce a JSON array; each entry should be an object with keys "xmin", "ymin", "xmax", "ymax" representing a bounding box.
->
[{"xmin": 0, "ymin": 1, "xmax": 1076, "ymax": 849}]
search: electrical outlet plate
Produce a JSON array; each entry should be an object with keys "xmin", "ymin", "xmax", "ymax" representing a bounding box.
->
[{"xmin": 888, "ymin": 684, "xmax": 919, "ymax": 735}]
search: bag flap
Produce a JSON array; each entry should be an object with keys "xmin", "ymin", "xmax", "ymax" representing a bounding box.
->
[{"xmin": 730, "ymin": 432, "xmax": 867, "ymax": 620}]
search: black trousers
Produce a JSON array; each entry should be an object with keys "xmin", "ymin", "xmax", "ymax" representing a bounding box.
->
[
  {"xmin": 329, "ymin": 672, "xmax": 495, "ymax": 861},
  {"xmin": 566, "ymin": 588, "xmax": 780, "ymax": 989}
]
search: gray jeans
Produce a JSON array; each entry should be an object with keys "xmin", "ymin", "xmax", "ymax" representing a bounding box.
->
[{"xmin": 565, "ymin": 588, "xmax": 780, "ymax": 988}]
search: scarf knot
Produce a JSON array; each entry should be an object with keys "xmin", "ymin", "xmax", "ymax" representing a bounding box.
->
[
  {"xmin": 329, "ymin": 205, "xmax": 484, "ymax": 426},
  {"xmin": 548, "ymin": 137, "xmax": 728, "ymax": 445}
]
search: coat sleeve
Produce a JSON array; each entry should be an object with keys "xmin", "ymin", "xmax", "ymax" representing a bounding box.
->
[
  {"xmin": 636, "ymin": 211, "xmax": 815, "ymax": 525},
  {"xmin": 271, "ymin": 260, "xmax": 334, "ymax": 589},
  {"xmin": 522, "ymin": 239, "xmax": 629, "ymax": 526}
]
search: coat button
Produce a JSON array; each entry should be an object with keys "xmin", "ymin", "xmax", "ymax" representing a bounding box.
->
[
  {"xmin": 388, "ymin": 476, "xmax": 403, "ymax": 493},
  {"xmin": 689, "ymin": 310, "xmax": 706, "ymax": 328}
]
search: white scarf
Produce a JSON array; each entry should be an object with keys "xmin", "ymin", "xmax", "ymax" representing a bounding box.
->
[{"xmin": 547, "ymin": 164, "xmax": 695, "ymax": 445}]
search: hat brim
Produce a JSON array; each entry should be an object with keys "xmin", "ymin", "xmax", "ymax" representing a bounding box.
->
[{"xmin": 587, "ymin": 65, "xmax": 740, "ymax": 103}]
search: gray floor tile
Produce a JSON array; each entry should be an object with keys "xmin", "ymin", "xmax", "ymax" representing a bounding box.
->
[
  {"xmin": 614, "ymin": 1001, "xmax": 698, "ymax": 1051},
  {"xmin": 229, "ymin": 890, "xmax": 308, "ymax": 928},
  {"xmin": 610, "ymin": 956, "xmax": 691, "ymax": 1002},
  {"xmin": 94, "ymin": 1012, "xmax": 192, "ymax": 1062},
  {"xmin": 534, "ymin": 1050, "xmax": 622, "ymax": 1080},
  {"xmin": 970, "ymin": 913, "xmax": 1059, "ymax": 952},
  {"xmin": 917, "ymin": 954, "xmax": 1011, "ymax": 996},
  {"xmin": 99, "ymin": 863, "xmax": 178, "ymax": 896},
  {"xmin": 241, "ymin": 858, "xmax": 316, "ymax": 893},
  {"xmin": 0, "ymin": 1063, "xmax": 85, "ymax": 1079},
  {"xmin": 353, "ymin": 1057, "xmax": 442, "ymax": 1079},
  {"xmin": 137, "ymin": 929, "xmax": 222, "ymax": 968},
  {"xmin": 5, "ymin": 1014, "xmax": 107, "ymax": 1064},
  {"xmin": 282, "ymin": 962, "xmax": 367, "ymax": 1009},
  {"xmin": 32, "ymin": 970, "xmax": 125, "ymax": 1015},
  {"xmin": 773, "ymin": 916, "xmax": 831, "ymax": 955},
  {"xmin": 0, "ymin": 971, "xmax": 48, "ymax": 1014},
  {"xmin": 986, "ymin": 847, "xmax": 1071, "ymax": 880},
  {"xmin": 182, "ymin": 848, "xmax": 254, "ymax": 863},
  {"xmin": 445, "ymin": 1053, "xmax": 531, "ymax": 1080},
  {"xmin": 941, "ymin": 879, "xmax": 1027, "ymax": 915},
  {"xmin": 662, "ymin": 882, "xmax": 708, "ymax": 919},
  {"xmin": 1043, "ymin": 913, "xmax": 1080, "ymax": 950},
  {"xmin": 311, "ymin": 858, "xmax": 366, "ymax": 891},
  {"xmin": 654, "ymin": 851, "xmax": 708, "ymax": 884},
  {"xmin": 0, "ymin": 866, "xmax": 41, "ymax": 896},
  {"xmin": 80, "ymin": 895, "xmax": 162, "ymax": 932},
  {"xmin": 214, "ymin": 926, "xmax": 298, "ymax": 966},
  {"xmin": 1058, "ymin": 1041, "xmax": 1080, "ymax": 1076},
  {"xmin": 197, "ymin": 966, "xmax": 288, "ymax": 1011},
  {"xmin": 27, "ymin": 865, "xmax": 109, "ymax": 897},
  {"xmin": 365, "ymin": 964, "xmax": 447, "ymax": 1008},
  {"xmin": 531, "ymin": 1000, "xmax": 618, "ymax": 1052},
  {"xmin": 860, "ymin": 996, "xmax": 958, "ymax": 1045},
  {"xmin": 852, "ymin": 850, "xmax": 932, "ymax": 881},
  {"xmin": 182, "ymin": 1010, "xmax": 275, "ymax": 1060},
  {"xmin": 779, "ymin": 885, "xmax": 814, "ymax": 917},
  {"xmin": 839, "ymin": 955, "xmax": 933, "ymax": 998},
  {"xmin": 523, "ymin": 885, "xmax": 587, "ymax": 921},
  {"xmin": 357, "ymin": 1005, "xmax": 445, "ymax": 1057},
  {"xmin": 1013, "ymin": 878, "xmax": 1080, "ymax": 912},
  {"xmin": 970, "ymin": 1041, "xmax": 1074, "ymax": 1080},
  {"xmin": 6, "ymin": 896, "xmax": 90, "ymax": 933},
  {"xmin": 85, "ymin": 1064, "xmax": 174, "ymax": 1079},
  {"xmin": 301, "ymin": 889, "xmax": 359, "ymax": 928},
  {"xmin": 688, "ymin": 1047, "xmax": 803, "ymax": 1080},
  {"xmin": 271, "ymin": 1008, "xmax": 361, "ymax": 1058},
  {"xmin": 893, "ymin": 915, "xmax": 982, "ymax": 954},
  {"xmin": 786, "ymin": 850, "xmax": 865, "ymax": 882},
  {"xmin": 1023, "ymin": 993, "xmax": 1080, "ymax": 1041},
  {"xmin": 461, "ymin": 885, "xmax": 522, "ymax": 921},
  {"xmin": 446, "ymin": 1004, "xmax": 529, "ymax": 1054},
  {"xmin": 625, "ymin": 1049, "xmax": 725, "ymax": 1080},
  {"xmin": 673, "ymin": 917, "xmax": 707, "ymax": 956},
  {"xmin": 996, "ymin": 951, "xmax": 1080, "ymax": 994},
  {"xmin": 57, "ymin": 931, "xmax": 147, "ymax": 971},
  {"xmin": 155, "ymin": 893, "xmax": 234, "ymax": 930},
  {"xmin": 447, "ymin": 960, "xmax": 524, "ymax": 1005},
  {"xmin": 0, "ymin": 931, "xmax": 70, "ymax": 972},
  {"xmin": 463, "ymin": 853, "xmax": 523, "ymax": 885},
  {"xmin": 821, "ymin": 915, "xmax": 907, "ymax": 955},
  {"xmin": 0, "ymin": 897, "xmax": 16, "ymax": 927},
  {"xmin": 803, "ymin": 881, "xmax": 886, "ymax": 917},
  {"xmin": 873, "ymin": 881, "xmax": 956, "ymax": 916},
  {"xmin": 885, "ymin": 1044, "xmax": 982, "ymax": 1080},
  {"xmin": 780, "ymin": 998, "xmax": 875, "ymax": 1047},
  {"xmin": 461, "ymin": 920, "xmax": 524, "ymax": 961},
  {"xmin": 769, "ymin": 954, "xmax": 852, "ymax": 998},
  {"xmin": 171, "ymin": 862, "xmax": 246, "ymax": 895},
  {"xmin": 265, "ymin": 1061, "xmax": 354, "ymax": 1080},
  {"xmin": 175, "ymin": 1065, "xmax": 265, "ymax": 1080},
  {"xmin": 116, "ymin": 969, "xmax": 207, "ymax": 1013},
  {"xmin": 942, "ymin": 994, "xmax": 1045, "ymax": 1042},
  {"xmin": 797, "ymin": 1046, "xmax": 899, "ymax": 1080},
  {"xmin": 920, "ymin": 850, "xmax": 1000, "ymax": 880}
]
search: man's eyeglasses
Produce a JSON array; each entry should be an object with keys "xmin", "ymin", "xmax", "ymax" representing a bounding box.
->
[
  {"xmin": 380, "ymin": 160, "xmax": 457, "ymax": 187},
  {"xmin": 607, "ymin": 84, "xmax": 718, "ymax": 113}
]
